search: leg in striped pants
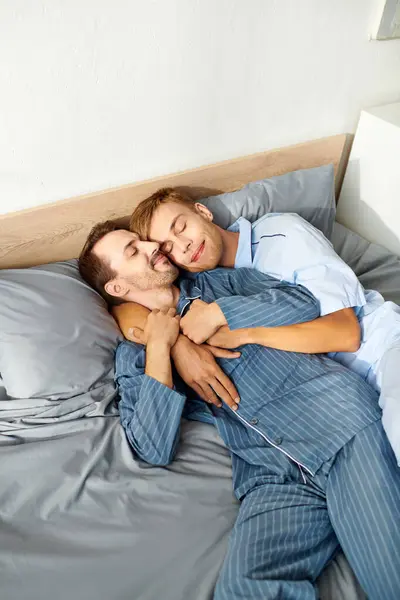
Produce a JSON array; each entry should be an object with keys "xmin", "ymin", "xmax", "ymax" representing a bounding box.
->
[
  {"xmin": 327, "ymin": 418, "xmax": 400, "ymax": 599},
  {"xmin": 214, "ymin": 420, "xmax": 400, "ymax": 600}
]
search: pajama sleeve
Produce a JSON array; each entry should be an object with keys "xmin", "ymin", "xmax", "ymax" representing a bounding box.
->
[{"xmin": 115, "ymin": 342, "xmax": 187, "ymax": 466}]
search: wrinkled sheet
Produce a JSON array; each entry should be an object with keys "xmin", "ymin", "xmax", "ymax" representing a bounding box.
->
[
  {"xmin": 2, "ymin": 221, "xmax": 395, "ymax": 600},
  {"xmin": 0, "ymin": 417, "xmax": 237, "ymax": 600},
  {"xmin": 0, "ymin": 415, "xmax": 366, "ymax": 600}
]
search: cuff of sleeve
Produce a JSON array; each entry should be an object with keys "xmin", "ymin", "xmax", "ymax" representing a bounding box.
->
[
  {"xmin": 142, "ymin": 375, "xmax": 187, "ymax": 404},
  {"xmin": 215, "ymin": 297, "xmax": 245, "ymax": 330},
  {"xmin": 319, "ymin": 294, "xmax": 366, "ymax": 318}
]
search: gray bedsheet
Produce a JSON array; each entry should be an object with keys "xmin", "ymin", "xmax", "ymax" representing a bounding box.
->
[
  {"xmin": 0, "ymin": 415, "xmax": 365, "ymax": 600},
  {"xmin": 2, "ymin": 221, "xmax": 398, "ymax": 600},
  {"xmin": 0, "ymin": 417, "xmax": 237, "ymax": 600}
]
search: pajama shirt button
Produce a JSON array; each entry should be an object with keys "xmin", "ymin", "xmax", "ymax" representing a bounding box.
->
[
  {"xmin": 274, "ymin": 437, "xmax": 283, "ymax": 445},
  {"xmin": 250, "ymin": 418, "xmax": 258, "ymax": 425}
]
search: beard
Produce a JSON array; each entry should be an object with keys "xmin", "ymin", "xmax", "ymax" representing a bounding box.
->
[{"xmin": 124, "ymin": 263, "xmax": 179, "ymax": 291}]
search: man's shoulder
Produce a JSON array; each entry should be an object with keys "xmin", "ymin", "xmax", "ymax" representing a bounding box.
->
[
  {"xmin": 251, "ymin": 213, "xmax": 321, "ymax": 246},
  {"xmin": 203, "ymin": 266, "xmax": 236, "ymax": 276},
  {"xmin": 252, "ymin": 212, "xmax": 308, "ymax": 230},
  {"xmin": 203, "ymin": 265, "xmax": 276, "ymax": 288},
  {"xmin": 195, "ymin": 266, "xmax": 251, "ymax": 296},
  {"xmin": 200, "ymin": 266, "xmax": 240, "ymax": 286}
]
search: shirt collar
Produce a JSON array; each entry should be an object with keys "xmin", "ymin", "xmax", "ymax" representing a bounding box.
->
[
  {"xmin": 228, "ymin": 217, "xmax": 253, "ymax": 268},
  {"xmin": 176, "ymin": 276, "xmax": 202, "ymax": 316}
]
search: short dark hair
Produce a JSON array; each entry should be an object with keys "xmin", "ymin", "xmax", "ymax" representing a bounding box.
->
[
  {"xmin": 129, "ymin": 187, "xmax": 195, "ymax": 239},
  {"xmin": 79, "ymin": 220, "xmax": 124, "ymax": 305}
]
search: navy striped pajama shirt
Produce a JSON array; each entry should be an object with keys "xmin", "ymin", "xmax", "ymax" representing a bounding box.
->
[{"xmin": 116, "ymin": 267, "xmax": 400, "ymax": 600}]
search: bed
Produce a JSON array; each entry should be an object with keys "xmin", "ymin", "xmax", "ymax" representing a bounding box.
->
[{"xmin": 1, "ymin": 134, "xmax": 398, "ymax": 600}]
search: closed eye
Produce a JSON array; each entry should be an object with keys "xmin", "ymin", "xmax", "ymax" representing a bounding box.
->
[
  {"xmin": 124, "ymin": 240, "xmax": 138, "ymax": 258},
  {"xmin": 174, "ymin": 218, "xmax": 186, "ymax": 235}
]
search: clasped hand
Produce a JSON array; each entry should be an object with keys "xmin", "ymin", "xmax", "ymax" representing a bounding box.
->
[
  {"xmin": 180, "ymin": 299, "xmax": 227, "ymax": 344},
  {"xmin": 129, "ymin": 302, "xmax": 240, "ymax": 410}
]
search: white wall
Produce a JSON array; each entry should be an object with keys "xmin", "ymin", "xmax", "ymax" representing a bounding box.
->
[{"xmin": 1, "ymin": 0, "xmax": 400, "ymax": 215}]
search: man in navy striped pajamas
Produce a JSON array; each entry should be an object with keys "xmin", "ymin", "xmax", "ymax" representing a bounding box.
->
[
  {"xmin": 128, "ymin": 187, "xmax": 400, "ymax": 465},
  {"xmin": 79, "ymin": 225, "xmax": 400, "ymax": 600}
]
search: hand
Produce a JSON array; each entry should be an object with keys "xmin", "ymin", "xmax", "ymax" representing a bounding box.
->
[
  {"xmin": 207, "ymin": 326, "xmax": 249, "ymax": 349},
  {"xmin": 127, "ymin": 326, "xmax": 146, "ymax": 344},
  {"xmin": 180, "ymin": 299, "xmax": 227, "ymax": 345},
  {"xmin": 171, "ymin": 336, "xmax": 241, "ymax": 410},
  {"xmin": 112, "ymin": 302, "xmax": 150, "ymax": 342},
  {"xmin": 144, "ymin": 307, "xmax": 180, "ymax": 349}
]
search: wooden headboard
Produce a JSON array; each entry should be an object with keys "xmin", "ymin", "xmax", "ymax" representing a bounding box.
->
[{"xmin": 0, "ymin": 134, "xmax": 351, "ymax": 269}]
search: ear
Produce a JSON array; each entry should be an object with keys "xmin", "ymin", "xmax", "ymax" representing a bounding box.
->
[
  {"xmin": 104, "ymin": 278, "xmax": 130, "ymax": 300},
  {"xmin": 194, "ymin": 203, "xmax": 214, "ymax": 222}
]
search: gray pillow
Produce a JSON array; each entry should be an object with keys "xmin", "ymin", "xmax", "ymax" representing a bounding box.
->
[
  {"xmin": 202, "ymin": 164, "xmax": 336, "ymax": 239},
  {"xmin": 0, "ymin": 260, "xmax": 121, "ymax": 416},
  {"xmin": 0, "ymin": 165, "xmax": 333, "ymax": 412},
  {"xmin": 331, "ymin": 221, "xmax": 400, "ymax": 306}
]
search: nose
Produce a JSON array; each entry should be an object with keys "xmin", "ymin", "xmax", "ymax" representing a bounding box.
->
[
  {"xmin": 174, "ymin": 237, "xmax": 191, "ymax": 254},
  {"xmin": 137, "ymin": 240, "xmax": 160, "ymax": 258}
]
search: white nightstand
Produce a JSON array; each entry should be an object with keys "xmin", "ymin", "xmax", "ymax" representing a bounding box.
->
[{"xmin": 337, "ymin": 101, "xmax": 400, "ymax": 256}]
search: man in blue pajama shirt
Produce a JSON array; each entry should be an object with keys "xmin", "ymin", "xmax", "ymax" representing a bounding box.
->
[
  {"xmin": 128, "ymin": 188, "xmax": 400, "ymax": 465},
  {"xmin": 78, "ymin": 223, "xmax": 400, "ymax": 600}
]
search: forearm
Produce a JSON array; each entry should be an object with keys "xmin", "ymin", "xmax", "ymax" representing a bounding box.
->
[
  {"xmin": 245, "ymin": 309, "xmax": 360, "ymax": 353},
  {"xmin": 170, "ymin": 334, "xmax": 195, "ymax": 363},
  {"xmin": 112, "ymin": 303, "xmax": 191, "ymax": 353},
  {"xmin": 145, "ymin": 341, "xmax": 174, "ymax": 388}
]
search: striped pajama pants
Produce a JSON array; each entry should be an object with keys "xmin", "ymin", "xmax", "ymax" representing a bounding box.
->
[{"xmin": 214, "ymin": 419, "xmax": 400, "ymax": 600}]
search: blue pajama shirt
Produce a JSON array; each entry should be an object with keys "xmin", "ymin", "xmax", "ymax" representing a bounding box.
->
[
  {"xmin": 230, "ymin": 213, "xmax": 400, "ymax": 463},
  {"xmin": 115, "ymin": 267, "xmax": 400, "ymax": 600}
]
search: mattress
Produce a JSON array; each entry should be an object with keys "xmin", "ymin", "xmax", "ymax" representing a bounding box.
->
[{"xmin": 1, "ymin": 222, "xmax": 399, "ymax": 600}]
